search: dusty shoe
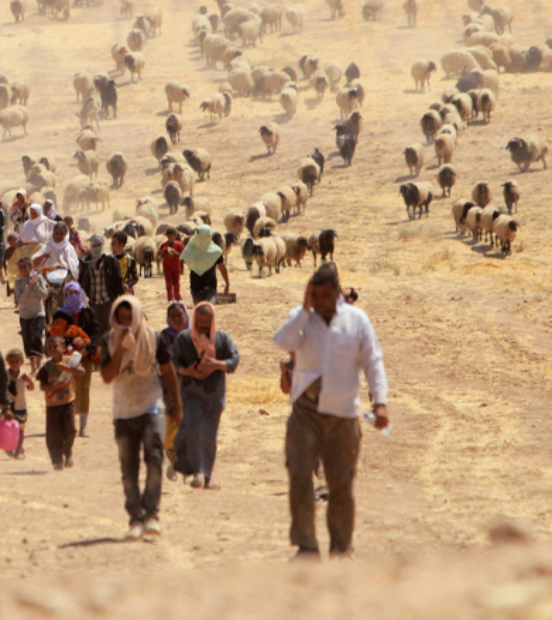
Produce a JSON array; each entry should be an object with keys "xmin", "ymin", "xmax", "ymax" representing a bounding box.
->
[
  {"xmin": 190, "ymin": 474, "xmax": 204, "ymax": 488},
  {"xmin": 53, "ymin": 463, "xmax": 64, "ymax": 471},
  {"xmin": 125, "ymin": 522, "xmax": 144, "ymax": 541},
  {"xmin": 143, "ymin": 519, "xmax": 161, "ymax": 537}
]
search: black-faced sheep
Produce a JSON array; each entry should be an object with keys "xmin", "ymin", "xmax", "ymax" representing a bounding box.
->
[
  {"xmin": 335, "ymin": 130, "xmax": 357, "ymax": 166},
  {"xmin": 502, "ymin": 180, "xmax": 520, "ymax": 214},
  {"xmin": 297, "ymin": 157, "xmax": 320, "ymax": 196},
  {"xmin": 165, "ymin": 82, "xmax": 190, "ymax": 113},
  {"xmin": 308, "ymin": 229, "xmax": 337, "ymax": 266},
  {"xmin": 399, "ymin": 182, "xmax": 433, "ymax": 220},
  {"xmin": 93, "ymin": 75, "xmax": 118, "ymax": 119},
  {"xmin": 506, "ymin": 136, "xmax": 548, "ymax": 172},
  {"xmin": 134, "ymin": 236, "xmax": 157, "ymax": 277},
  {"xmin": 345, "ymin": 62, "xmax": 361, "ymax": 84},
  {"xmin": 492, "ymin": 214, "xmax": 519, "ymax": 254},
  {"xmin": 200, "ymin": 92, "xmax": 232, "ymax": 122},
  {"xmin": 124, "ymin": 52, "xmax": 146, "ymax": 82},
  {"xmin": 451, "ymin": 199, "xmax": 475, "ymax": 234},
  {"xmin": 310, "ymin": 148, "xmax": 325, "ymax": 180},
  {"xmin": 460, "ymin": 203, "xmax": 484, "ymax": 241},
  {"xmin": 480, "ymin": 205, "xmax": 501, "ymax": 245},
  {"xmin": 335, "ymin": 87, "xmax": 358, "ymax": 120},
  {"xmin": 420, "ymin": 109, "xmax": 442, "ymax": 144},
  {"xmin": 281, "ymin": 233, "xmax": 309, "ymax": 267},
  {"xmin": 224, "ymin": 213, "xmax": 245, "ymax": 239},
  {"xmin": 259, "ymin": 123, "xmax": 280, "ymax": 154}
]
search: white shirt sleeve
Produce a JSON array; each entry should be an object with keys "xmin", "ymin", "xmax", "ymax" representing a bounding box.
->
[
  {"xmin": 358, "ymin": 314, "xmax": 388, "ymax": 405},
  {"xmin": 274, "ymin": 306, "xmax": 310, "ymax": 352}
]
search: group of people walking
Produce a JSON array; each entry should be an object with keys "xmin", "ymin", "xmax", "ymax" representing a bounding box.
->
[{"xmin": 0, "ymin": 189, "xmax": 391, "ymax": 558}]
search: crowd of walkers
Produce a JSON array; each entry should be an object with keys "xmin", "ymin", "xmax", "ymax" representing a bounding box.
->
[{"xmin": 0, "ymin": 189, "xmax": 390, "ymax": 557}]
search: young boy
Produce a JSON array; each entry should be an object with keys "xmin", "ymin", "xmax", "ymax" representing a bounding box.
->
[
  {"xmin": 36, "ymin": 337, "xmax": 85, "ymax": 471},
  {"xmin": 111, "ymin": 231, "xmax": 139, "ymax": 295},
  {"xmin": 63, "ymin": 216, "xmax": 87, "ymax": 257},
  {"xmin": 5, "ymin": 349, "xmax": 34, "ymax": 459},
  {"xmin": 14, "ymin": 257, "xmax": 48, "ymax": 373},
  {"xmin": 158, "ymin": 228, "xmax": 184, "ymax": 302}
]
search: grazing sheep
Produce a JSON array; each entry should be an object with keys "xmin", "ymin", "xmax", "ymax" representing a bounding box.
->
[
  {"xmin": 476, "ymin": 88, "xmax": 496, "ymax": 123},
  {"xmin": 451, "ymin": 199, "xmax": 475, "ymax": 234},
  {"xmin": 471, "ymin": 181, "xmax": 493, "ymax": 208},
  {"xmin": 73, "ymin": 72, "xmax": 93, "ymax": 103},
  {"xmin": 403, "ymin": 0, "xmax": 417, "ymax": 27},
  {"xmin": 467, "ymin": 46, "xmax": 497, "ymax": 70},
  {"xmin": 124, "ymin": 52, "xmax": 146, "ymax": 82},
  {"xmin": 435, "ymin": 134, "xmax": 455, "ymax": 166},
  {"xmin": 335, "ymin": 87, "xmax": 358, "ymax": 120},
  {"xmin": 441, "ymin": 50, "xmax": 479, "ymax": 76},
  {"xmin": 310, "ymin": 72, "xmax": 329, "ymax": 100},
  {"xmin": 112, "ymin": 44, "xmax": 129, "ymax": 73},
  {"xmin": 280, "ymin": 83, "xmax": 298, "ymax": 116},
  {"xmin": 222, "ymin": 7, "xmax": 255, "ymax": 38},
  {"xmin": 481, "ymin": 6, "xmax": 513, "ymax": 36},
  {"xmin": 183, "ymin": 148, "xmax": 211, "ymax": 181},
  {"xmin": 237, "ymin": 16, "xmax": 263, "ymax": 47},
  {"xmin": 74, "ymin": 149, "xmax": 99, "ymax": 179},
  {"xmin": 490, "ymin": 43, "xmax": 511, "ymax": 72},
  {"xmin": 151, "ymin": 135, "xmax": 170, "ymax": 163},
  {"xmin": 362, "ymin": 0, "xmax": 384, "ymax": 21},
  {"xmin": 106, "ymin": 152, "xmax": 127, "ymax": 188},
  {"xmin": 502, "ymin": 180, "xmax": 520, "ymax": 214},
  {"xmin": 82, "ymin": 180, "xmax": 110, "ymax": 211},
  {"xmin": 420, "ymin": 109, "xmax": 442, "ymax": 144},
  {"xmin": 224, "ymin": 213, "xmax": 245, "ymax": 239},
  {"xmin": 297, "ymin": 157, "xmax": 320, "ymax": 196},
  {"xmin": 299, "ymin": 55, "xmax": 319, "ymax": 79},
  {"xmin": 308, "ymin": 229, "xmax": 337, "ymax": 266},
  {"xmin": 165, "ymin": 82, "xmax": 190, "ymax": 113},
  {"xmin": 399, "ymin": 182, "xmax": 433, "ymax": 220},
  {"xmin": 404, "ymin": 143, "xmax": 425, "ymax": 176},
  {"xmin": 10, "ymin": 0, "xmax": 25, "ymax": 21},
  {"xmin": 285, "ymin": 5, "xmax": 305, "ymax": 33},
  {"xmin": 202, "ymin": 33, "xmax": 233, "ymax": 68},
  {"xmin": 0, "ymin": 106, "xmax": 29, "ymax": 140},
  {"xmin": 222, "ymin": 46, "xmax": 243, "ymax": 68},
  {"xmin": 127, "ymin": 28, "xmax": 147, "ymax": 51},
  {"xmin": 134, "ymin": 236, "xmax": 157, "ymax": 277},
  {"xmin": 467, "ymin": 32, "xmax": 500, "ymax": 48},
  {"xmin": 437, "ymin": 164, "xmax": 456, "ymax": 197},
  {"xmin": 10, "ymin": 79, "xmax": 30, "ymax": 106},
  {"xmin": 259, "ymin": 70, "xmax": 291, "ymax": 97},
  {"xmin": 164, "ymin": 181, "xmax": 182, "ymax": 215},
  {"xmin": 324, "ymin": 60, "xmax": 343, "ymax": 92},
  {"xmin": 228, "ymin": 69, "xmax": 254, "ymax": 96},
  {"xmin": 259, "ymin": 122, "xmax": 280, "ymax": 154},
  {"xmin": 480, "ymin": 205, "xmax": 501, "ymax": 245},
  {"xmin": 493, "ymin": 214, "xmax": 519, "ymax": 254},
  {"xmin": 291, "ymin": 181, "xmax": 308, "ymax": 214},
  {"xmin": 506, "ymin": 136, "xmax": 548, "ymax": 172},
  {"xmin": 200, "ymin": 92, "xmax": 232, "ymax": 122},
  {"xmin": 411, "ymin": 60, "xmax": 436, "ymax": 92},
  {"xmin": 260, "ymin": 4, "xmax": 282, "ymax": 33},
  {"xmin": 252, "ymin": 216, "xmax": 277, "ymax": 238},
  {"xmin": 144, "ymin": 6, "xmax": 163, "ymax": 35},
  {"xmin": 280, "ymin": 233, "xmax": 309, "ymax": 266}
]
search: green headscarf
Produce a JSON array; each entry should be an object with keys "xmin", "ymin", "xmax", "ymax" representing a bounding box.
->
[{"xmin": 182, "ymin": 225, "xmax": 223, "ymax": 276}]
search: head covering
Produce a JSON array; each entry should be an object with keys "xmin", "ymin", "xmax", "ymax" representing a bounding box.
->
[
  {"xmin": 43, "ymin": 200, "xmax": 57, "ymax": 219},
  {"xmin": 20, "ymin": 205, "xmax": 50, "ymax": 244},
  {"xmin": 191, "ymin": 302, "xmax": 216, "ymax": 359},
  {"xmin": 107, "ymin": 295, "xmax": 157, "ymax": 378},
  {"xmin": 15, "ymin": 189, "xmax": 26, "ymax": 198},
  {"xmin": 58, "ymin": 282, "xmax": 86, "ymax": 316},
  {"xmin": 87, "ymin": 234, "xmax": 105, "ymax": 263},
  {"xmin": 163, "ymin": 302, "xmax": 190, "ymax": 340},
  {"xmin": 182, "ymin": 225, "xmax": 222, "ymax": 276}
]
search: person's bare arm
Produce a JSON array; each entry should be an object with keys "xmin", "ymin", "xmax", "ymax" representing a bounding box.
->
[{"xmin": 159, "ymin": 362, "xmax": 183, "ymax": 429}]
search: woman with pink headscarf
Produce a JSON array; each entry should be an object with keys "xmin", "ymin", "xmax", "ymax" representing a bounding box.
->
[{"xmin": 171, "ymin": 302, "xmax": 240, "ymax": 490}]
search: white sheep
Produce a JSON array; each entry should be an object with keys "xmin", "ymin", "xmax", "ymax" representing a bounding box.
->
[
  {"xmin": 280, "ymin": 83, "xmax": 298, "ymax": 116},
  {"xmin": 252, "ymin": 216, "xmax": 277, "ymax": 238},
  {"xmin": 165, "ymin": 113, "xmax": 183, "ymax": 144},
  {"xmin": 224, "ymin": 213, "xmax": 245, "ymax": 239},
  {"xmin": 260, "ymin": 4, "xmax": 282, "ymax": 33},
  {"xmin": 411, "ymin": 60, "xmax": 436, "ymax": 92},
  {"xmin": 228, "ymin": 69, "xmax": 254, "ymax": 96},
  {"xmin": 134, "ymin": 236, "xmax": 157, "ymax": 277},
  {"xmin": 124, "ymin": 52, "xmax": 146, "ymax": 82},
  {"xmin": 63, "ymin": 174, "xmax": 90, "ymax": 211},
  {"xmin": 73, "ymin": 71, "xmax": 93, "ymax": 103},
  {"xmin": 10, "ymin": 79, "xmax": 30, "ymax": 106},
  {"xmin": 0, "ymin": 105, "xmax": 28, "ymax": 140},
  {"xmin": 467, "ymin": 32, "xmax": 500, "ymax": 48},
  {"xmin": 285, "ymin": 5, "xmax": 305, "ymax": 33},
  {"xmin": 451, "ymin": 199, "xmax": 475, "ymax": 234},
  {"xmin": 441, "ymin": 50, "xmax": 479, "ymax": 76},
  {"xmin": 260, "ymin": 193, "xmax": 282, "ymax": 220},
  {"xmin": 165, "ymin": 82, "xmax": 190, "ymax": 112},
  {"xmin": 291, "ymin": 181, "xmax": 308, "ymax": 214},
  {"xmin": 480, "ymin": 205, "xmax": 501, "ymax": 245},
  {"xmin": 310, "ymin": 72, "xmax": 329, "ymax": 100},
  {"xmin": 403, "ymin": 0, "xmax": 417, "ymax": 27},
  {"xmin": 324, "ymin": 60, "xmax": 343, "ymax": 92},
  {"xmin": 277, "ymin": 186, "xmax": 296, "ymax": 221},
  {"xmin": 492, "ymin": 214, "xmax": 519, "ymax": 254},
  {"xmin": 506, "ymin": 136, "xmax": 548, "ymax": 172},
  {"xmin": 82, "ymin": 180, "xmax": 110, "ymax": 211},
  {"xmin": 200, "ymin": 93, "xmax": 232, "ymax": 122},
  {"xmin": 463, "ymin": 204, "xmax": 484, "ymax": 241},
  {"xmin": 326, "ymin": 0, "xmax": 344, "ymax": 20},
  {"xmin": 74, "ymin": 149, "xmax": 99, "ymax": 179},
  {"xmin": 112, "ymin": 43, "xmax": 129, "ymax": 73},
  {"xmin": 335, "ymin": 87, "xmax": 358, "ymax": 120},
  {"xmin": 259, "ymin": 122, "xmax": 280, "ymax": 154},
  {"xmin": 451, "ymin": 93, "xmax": 473, "ymax": 124}
]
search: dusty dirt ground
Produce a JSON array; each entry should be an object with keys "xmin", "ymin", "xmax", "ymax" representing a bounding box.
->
[{"xmin": 1, "ymin": 0, "xmax": 552, "ymax": 616}]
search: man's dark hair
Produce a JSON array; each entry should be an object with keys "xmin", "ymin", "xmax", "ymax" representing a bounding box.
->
[
  {"xmin": 166, "ymin": 227, "xmax": 177, "ymax": 237},
  {"xmin": 112, "ymin": 230, "xmax": 128, "ymax": 245},
  {"xmin": 311, "ymin": 263, "xmax": 339, "ymax": 290}
]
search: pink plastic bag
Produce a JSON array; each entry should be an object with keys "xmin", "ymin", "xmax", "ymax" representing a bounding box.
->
[{"xmin": 0, "ymin": 418, "xmax": 20, "ymax": 452}]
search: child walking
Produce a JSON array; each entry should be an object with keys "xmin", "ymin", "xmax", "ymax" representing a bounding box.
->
[
  {"xmin": 5, "ymin": 349, "xmax": 34, "ymax": 459},
  {"xmin": 36, "ymin": 337, "xmax": 85, "ymax": 471},
  {"xmin": 14, "ymin": 257, "xmax": 48, "ymax": 374},
  {"xmin": 158, "ymin": 228, "xmax": 184, "ymax": 302},
  {"xmin": 111, "ymin": 231, "xmax": 139, "ymax": 295}
]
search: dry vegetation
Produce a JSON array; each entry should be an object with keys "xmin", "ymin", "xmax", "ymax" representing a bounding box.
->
[{"xmin": 1, "ymin": 0, "xmax": 552, "ymax": 616}]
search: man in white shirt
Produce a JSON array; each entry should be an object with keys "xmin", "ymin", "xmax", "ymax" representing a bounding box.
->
[{"xmin": 274, "ymin": 264, "xmax": 390, "ymax": 558}]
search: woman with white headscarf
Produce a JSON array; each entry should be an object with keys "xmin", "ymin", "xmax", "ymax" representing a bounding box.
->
[
  {"xmin": 31, "ymin": 221, "xmax": 79, "ymax": 281},
  {"xmin": 20, "ymin": 204, "xmax": 52, "ymax": 245},
  {"xmin": 42, "ymin": 200, "xmax": 62, "ymax": 223}
]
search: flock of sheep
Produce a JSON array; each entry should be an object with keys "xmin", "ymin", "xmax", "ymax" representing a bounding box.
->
[{"xmin": 395, "ymin": 0, "xmax": 547, "ymax": 256}]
